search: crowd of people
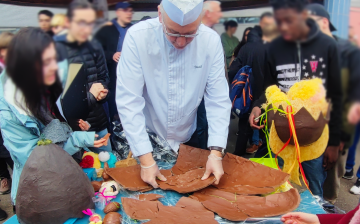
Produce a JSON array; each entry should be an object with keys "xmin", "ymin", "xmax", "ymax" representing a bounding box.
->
[{"xmin": 0, "ymin": 0, "xmax": 360, "ymax": 223}]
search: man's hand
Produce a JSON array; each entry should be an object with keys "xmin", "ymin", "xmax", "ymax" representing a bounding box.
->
[
  {"xmin": 78, "ymin": 119, "xmax": 90, "ymax": 131},
  {"xmin": 139, "ymin": 152, "xmax": 167, "ymax": 188},
  {"xmin": 249, "ymin": 107, "xmax": 265, "ymax": 130},
  {"xmin": 348, "ymin": 102, "xmax": 360, "ymax": 125},
  {"xmin": 201, "ymin": 150, "xmax": 224, "ymax": 185},
  {"xmin": 323, "ymin": 145, "xmax": 340, "ymax": 171},
  {"xmin": 89, "ymin": 83, "xmax": 105, "ymax": 100},
  {"xmin": 113, "ymin": 52, "xmax": 121, "ymax": 62},
  {"xmin": 281, "ymin": 212, "xmax": 320, "ymax": 224},
  {"xmin": 96, "ymin": 89, "xmax": 109, "ymax": 101}
]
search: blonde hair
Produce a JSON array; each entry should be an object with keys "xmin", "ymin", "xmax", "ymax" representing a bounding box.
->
[
  {"xmin": 0, "ymin": 32, "xmax": 14, "ymax": 50},
  {"xmin": 51, "ymin": 14, "xmax": 67, "ymax": 27}
]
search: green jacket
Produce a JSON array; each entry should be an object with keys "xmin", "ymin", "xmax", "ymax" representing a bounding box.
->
[{"xmin": 221, "ymin": 33, "xmax": 239, "ymax": 69}]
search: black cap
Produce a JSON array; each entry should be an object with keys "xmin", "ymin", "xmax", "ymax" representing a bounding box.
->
[{"xmin": 307, "ymin": 3, "xmax": 336, "ymax": 32}]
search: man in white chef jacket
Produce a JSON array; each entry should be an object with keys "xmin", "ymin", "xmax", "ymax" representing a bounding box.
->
[{"xmin": 116, "ymin": 0, "xmax": 231, "ymax": 188}]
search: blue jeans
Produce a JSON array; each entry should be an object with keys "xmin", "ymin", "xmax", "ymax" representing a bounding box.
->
[
  {"xmin": 251, "ymin": 129, "xmax": 260, "ymax": 145},
  {"xmin": 90, "ymin": 128, "xmax": 112, "ymax": 154},
  {"xmin": 346, "ymin": 123, "xmax": 360, "ymax": 178}
]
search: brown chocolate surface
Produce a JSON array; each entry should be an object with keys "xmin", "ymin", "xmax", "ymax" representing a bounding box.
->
[
  {"xmin": 122, "ymin": 197, "xmax": 162, "ymax": 220},
  {"xmin": 192, "ymin": 187, "xmax": 300, "ymax": 221},
  {"xmin": 139, "ymin": 194, "xmax": 164, "ymax": 201},
  {"xmin": 102, "ymin": 162, "xmax": 112, "ymax": 182},
  {"xmin": 171, "ymin": 145, "xmax": 210, "ymax": 175},
  {"xmin": 103, "ymin": 133, "xmax": 111, "ymax": 146},
  {"xmin": 216, "ymin": 154, "xmax": 289, "ymax": 194},
  {"xmin": 91, "ymin": 181, "xmax": 103, "ymax": 192},
  {"xmin": 268, "ymin": 105, "xmax": 328, "ymax": 146},
  {"xmin": 158, "ymin": 168, "xmax": 216, "ymax": 193},
  {"xmin": 103, "ymin": 212, "xmax": 122, "ymax": 224},
  {"xmin": 122, "ymin": 196, "xmax": 217, "ymax": 224},
  {"xmin": 105, "ymin": 165, "xmax": 152, "ymax": 192},
  {"xmin": 16, "ymin": 144, "xmax": 94, "ymax": 224},
  {"xmin": 104, "ymin": 202, "xmax": 120, "ymax": 214}
]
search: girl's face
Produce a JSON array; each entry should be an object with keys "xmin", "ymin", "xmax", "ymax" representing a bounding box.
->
[{"xmin": 42, "ymin": 43, "xmax": 58, "ymax": 86}]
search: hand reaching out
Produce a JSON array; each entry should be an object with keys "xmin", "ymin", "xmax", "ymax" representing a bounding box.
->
[
  {"xmin": 78, "ymin": 119, "xmax": 90, "ymax": 131},
  {"xmin": 281, "ymin": 212, "xmax": 320, "ymax": 224},
  {"xmin": 202, "ymin": 151, "xmax": 224, "ymax": 185},
  {"xmin": 93, "ymin": 134, "xmax": 106, "ymax": 148},
  {"xmin": 139, "ymin": 152, "xmax": 167, "ymax": 188}
]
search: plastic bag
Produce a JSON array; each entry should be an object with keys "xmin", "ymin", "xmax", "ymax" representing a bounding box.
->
[{"xmin": 92, "ymin": 196, "xmax": 107, "ymax": 211}]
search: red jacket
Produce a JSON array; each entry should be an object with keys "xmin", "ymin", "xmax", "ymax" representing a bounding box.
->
[{"xmin": 317, "ymin": 205, "xmax": 360, "ymax": 224}]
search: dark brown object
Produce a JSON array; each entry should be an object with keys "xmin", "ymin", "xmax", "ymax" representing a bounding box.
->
[
  {"xmin": 91, "ymin": 181, "xmax": 103, "ymax": 192},
  {"xmin": 216, "ymin": 153, "xmax": 289, "ymax": 194},
  {"xmin": 16, "ymin": 144, "xmax": 94, "ymax": 224},
  {"xmin": 102, "ymin": 162, "xmax": 112, "ymax": 182},
  {"xmin": 139, "ymin": 194, "xmax": 164, "ymax": 201},
  {"xmin": 104, "ymin": 202, "xmax": 121, "ymax": 214},
  {"xmin": 158, "ymin": 168, "xmax": 216, "ymax": 193},
  {"xmin": 172, "ymin": 145, "xmax": 289, "ymax": 195},
  {"xmin": 192, "ymin": 187, "xmax": 301, "ymax": 221},
  {"xmin": 103, "ymin": 212, "xmax": 122, "ymax": 224},
  {"xmin": 122, "ymin": 197, "xmax": 217, "ymax": 224},
  {"xmin": 103, "ymin": 133, "xmax": 111, "ymax": 146},
  {"xmin": 106, "ymin": 164, "xmax": 153, "ymax": 192},
  {"xmin": 267, "ymin": 105, "xmax": 329, "ymax": 146}
]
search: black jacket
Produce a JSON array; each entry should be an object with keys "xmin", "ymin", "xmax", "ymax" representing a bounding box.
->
[
  {"xmin": 55, "ymin": 35, "xmax": 110, "ymax": 132},
  {"xmin": 228, "ymin": 26, "xmax": 267, "ymax": 107},
  {"xmin": 254, "ymin": 19, "xmax": 342, "ymax": 146}
]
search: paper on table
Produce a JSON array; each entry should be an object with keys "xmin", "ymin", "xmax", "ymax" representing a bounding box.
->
[
  {"xmin": 62, "ymin": 63, "xmax": 83, "ymax": 98},
  {"xmin": 56, "ymin": 96, "xmax": 67, "ymax": 122}
]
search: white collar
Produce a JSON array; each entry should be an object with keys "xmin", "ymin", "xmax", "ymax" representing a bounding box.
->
[{"xmin": 3, "ymin": 77, "xmax": 28, "ymax": 116}]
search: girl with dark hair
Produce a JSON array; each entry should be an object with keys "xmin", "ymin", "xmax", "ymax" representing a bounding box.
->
[
  {"xmin": 221, "ymin": 20, "xmax": 239, "ymax": 69},
  {"xmin": 0, "ymin": 28, "xmax": 106, "ymax": 205},
  {"xmin": 229, "ymin": 27, "xmax": 253, "ymax": 67}
]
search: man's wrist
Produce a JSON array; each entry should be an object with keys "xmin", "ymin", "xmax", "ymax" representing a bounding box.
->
[
  {"xmin": 139, "ymin": 152, "xmax": 155, "ymax": 167},
  {"xmin": 209, "ymin": 147, "xmax": 225, "ymax": 157},
  {"xmin": 210, "ymin": 150, "xmax": 222, "ymax": 157}
]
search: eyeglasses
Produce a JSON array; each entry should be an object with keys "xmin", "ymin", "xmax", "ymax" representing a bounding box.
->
[
  {"xmin": 161, "ymin": 17, "xmax": 199, "ymax": 38},
  {"xmin": 74, "ymin": 21, "xmax": 95, "ymax": 29}
]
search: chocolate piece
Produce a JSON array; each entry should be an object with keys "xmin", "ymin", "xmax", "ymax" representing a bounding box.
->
[
  {"xmin": 16, "ymin": 144, "xmax": 94, "ymax": 224},
  {"xmin": 103, "ymin": 212, "xmax": 122, "ymax": 224},
  {"xmin": 139, "ymin": 194, "xmax": 164, "ymax": 201},
  {"xmin": 171, "ymin": 145, "xmax": 289, "ymax": 195},
  {"xmin": 215, "ymin": 154, "xmax": 289, "ymax": 194},
  {"xmin": 106, "ymin": 165, "xmax": 153, "ymax": 192},
  {"xmin": 192, "ymin": 187, "xmax": 300, "ymax": 221},
  {"xmin": 115, "ymin": 151, "xmax": 138, "ymax": 168},
  {"xmin": 104, "ymin": 202, "xmax": 121, "ymax": 214},
  {"xmin": 102, "ymin": 162, "xmax": 113, "ymax": 182},
  {"xmin": 171, "ymin": 144, "xmax": 210, "ymax": 175},
  {"xmin": 158, "ymin": 168, "xmax": 216, "ymax": 193},
  {"xmin": 268, "ymin": 105, "xmax": 328, "ymax": 146},
  {"xmin": 122, "ymin": 197, "xmax": 162, "ymax": 220},
  {"xmin": 91, "ymin": 181, "xmax": 103, "ymax": 192},
  {"xmin": 103, "ymin": 133, "xmax": 111, "ymax": 146},
  {"xmin": 122, "ymin": 197, "xmax": 217, "ymax": 224}
]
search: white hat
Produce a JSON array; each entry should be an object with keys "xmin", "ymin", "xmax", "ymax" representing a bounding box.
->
[{"xmin": 162, "ymin": 0, "xmax": 203, "ymax": 26}]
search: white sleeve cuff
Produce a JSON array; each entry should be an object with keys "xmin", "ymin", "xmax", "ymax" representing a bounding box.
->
[
  {"xmin": 131, "ymin": 140, "xmax": 153, "ymax": 157},
  {"xmin": 208, "ymin": 135, "xmax": 228, "ymax": 149}
]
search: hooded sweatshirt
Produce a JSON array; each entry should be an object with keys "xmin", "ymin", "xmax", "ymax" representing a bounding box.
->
[{"xmin": 254, "ymin": 19, "xmax": 342, "ymax": 146}]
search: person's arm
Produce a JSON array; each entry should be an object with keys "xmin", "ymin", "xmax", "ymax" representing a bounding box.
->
[
  {"xmin": 347, "ymin": 48, "xmax": 360, "ymax": 102},
  {"xmin": 94, "ymin": 27, "xmax": 116, "ymax": 66},
  {"xmin": 62, "ymin": 131, "xmax": 96, "ymax": 155}
]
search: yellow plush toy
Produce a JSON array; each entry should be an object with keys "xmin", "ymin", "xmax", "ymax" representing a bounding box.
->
[
  {"xmin": 81, "ymin": 152, "xmax": 101, "ymax": 169},
  {"xmin": 263, "ymin": 79, "xmax": 330, "ymax": 188}
]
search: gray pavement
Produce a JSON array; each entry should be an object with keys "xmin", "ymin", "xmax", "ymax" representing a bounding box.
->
[{"xmin": 0, "ymin": 118, "xmax": 359, "ymax": 223}]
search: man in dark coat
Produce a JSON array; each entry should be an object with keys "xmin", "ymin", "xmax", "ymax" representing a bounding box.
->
[
  {"xmin": 95, "ymin": 2, "xmax": 133, "ymax": 121},
  {"xmin": 55, "ymin": 0, "xmax": 111, "ymax": 153}
]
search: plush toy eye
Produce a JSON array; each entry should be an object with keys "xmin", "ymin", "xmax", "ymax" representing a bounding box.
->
[{"xmin": 111, "ymin": 185, "xmax": 116, "ymax": 192}]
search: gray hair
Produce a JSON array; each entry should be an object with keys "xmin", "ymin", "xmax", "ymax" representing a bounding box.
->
[{"xmin": 203, "ymin": 0, "xmax": 221, "ymax": 13}]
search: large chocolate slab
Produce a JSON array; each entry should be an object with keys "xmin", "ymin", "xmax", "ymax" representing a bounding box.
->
[
  {"xmin": 105, "ymin": 165, "xmax": 153, "ymax": 192},
  {"xmin": 192, "ymin": 187, "xmax": 300, "ymax": 221},
  {"xmin": 139, "ymin": 194, "xmax": 164, "ymax": 201},
  {"xmin": 158, "ymin": 168, "xmax": 216, "ymax": 193},
  {"xmin": 122, "ymin": 197, "xmax": 217, "ymax": 224},
  {"xmin": 268, "ymin": 105, "xmax": 328, "ymax": 146},
  {"xmin": 16, "ymin": 144, "xmax": 94, "ymax": 224}
]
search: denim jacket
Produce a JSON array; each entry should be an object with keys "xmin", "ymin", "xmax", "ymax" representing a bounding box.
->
[{"xmin": 0, "ymin": 70, "xmax": 95, "ymax": 204}]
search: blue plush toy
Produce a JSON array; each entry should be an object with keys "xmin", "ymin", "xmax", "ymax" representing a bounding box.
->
[{"xmin": 98, "ymin": 151, "xmax": 117, "ymax": 168}]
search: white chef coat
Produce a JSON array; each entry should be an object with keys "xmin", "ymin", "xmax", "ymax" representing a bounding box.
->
[{"xmin": 116, "ymin": 18, "xmax": 231, "ymax": 157}]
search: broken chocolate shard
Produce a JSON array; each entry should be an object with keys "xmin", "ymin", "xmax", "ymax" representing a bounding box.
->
[
  {"xmin": 192, "ymin": 187, "xmax": 300, "ymax": 221},
  {"xmin": 122, "ymin": 196, "xmax": 217, "ymax": 224},
  {"xmin": 102, "ymin": 162, "xmax": 113, "ymax": 182},
  {"xmin": 103, "ymin": 133, "xmax": 111, "ymax": 146},
  {"xmin": 158, "ymin": 168, "xmax": 216, "ymax": 193},
  {"xmin": 171, "ymin": 145, "xmax": 210, "ymax": 175},
  {"xmin": 103, "ymin": 212, "xmax": 122, "ymax": 224},
  {"xmin": 16, "ymin": 144, "xmax": 94, "ymax": 224},
  {"xmin": 139, "ymin": 194, "xmax": 164, "ymax": 201},
  {"xmin": 91, "ymin": 181, "xmax": 103, "ymax": 192},
  {"xmin": 106, "ymin": 165, "xmax": 153, "ymax": 192},
  {"xmin": 104, "ymin": 202, "xmax": 121, "ymax": 214}
]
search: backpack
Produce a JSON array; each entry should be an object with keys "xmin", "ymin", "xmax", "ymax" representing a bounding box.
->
[{"xmin": 230, "ymin": 65, "xmax": 253, "ymax": 116}]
